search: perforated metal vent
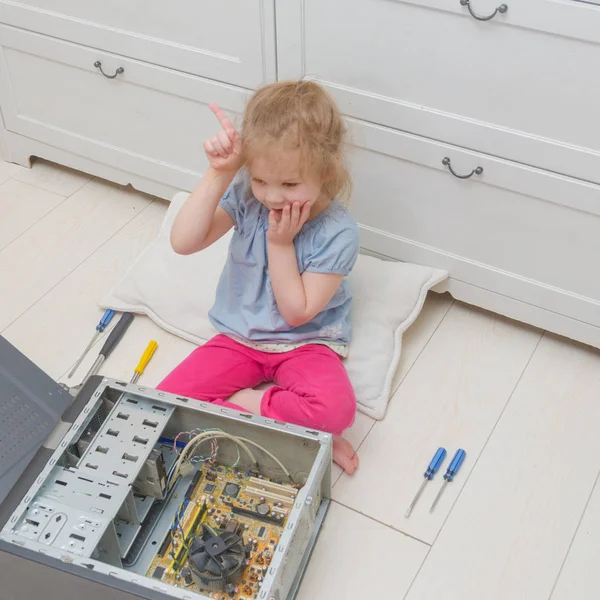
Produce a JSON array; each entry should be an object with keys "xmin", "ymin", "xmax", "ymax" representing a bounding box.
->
[
  {"xmin": 0, "ymin": 394, "xmax": 50, "ymax": 469},
  {"xmin": 88, "ymin": 400, "xmax": 109, "ymax": 433}
]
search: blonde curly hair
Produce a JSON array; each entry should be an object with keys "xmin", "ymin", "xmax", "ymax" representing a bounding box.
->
[{"xmin": 241, "ymin": 80, "xmax": 351, "ymax": 202}]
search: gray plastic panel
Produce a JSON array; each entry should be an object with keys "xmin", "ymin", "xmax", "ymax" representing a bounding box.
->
[
  {"xmin": 0, "ymin": 336, "xmax": 72, "ymax": 504},
  {"xmin": 0, "ymin": 395, "xmax": 52, "ymax": 467}
]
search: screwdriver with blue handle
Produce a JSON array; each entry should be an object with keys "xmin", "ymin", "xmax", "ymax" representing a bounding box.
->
[
  {"xmin": 430, "ymin": 449, "xmax": 466, "ymax": 513},
  {"xmin": 68, "ymin": 309, "xmax": 115, "ymax": 378},
  {"xmin": 405, "ymin": 447, "xmax": 447, "ymax": 518}
]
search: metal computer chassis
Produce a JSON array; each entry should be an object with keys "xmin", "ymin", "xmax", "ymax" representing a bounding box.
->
[{"xmin": 0, "ymin": 378, "xmax": 332, "ymax": 600}]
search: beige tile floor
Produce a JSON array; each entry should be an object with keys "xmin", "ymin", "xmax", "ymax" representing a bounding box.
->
[{"xmin": 2, "ymin": 158, "xmax": 600, "ymax": 600}]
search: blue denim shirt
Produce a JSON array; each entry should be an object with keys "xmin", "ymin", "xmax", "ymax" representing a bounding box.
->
[{"xmin": 208, "ymin": 172, "xmax": 359, "ymax": 346}]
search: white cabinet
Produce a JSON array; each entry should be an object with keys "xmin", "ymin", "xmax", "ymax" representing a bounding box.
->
[
  {"xmin": 279, "ymin": 0, "xmax": 600, "ymax": 185},
  {"xmin": 347, "ymin": 119, "xmax": 600, "ymax": 346},
  {"xmin": 0, "ymin": 1, "xmax": 266, "ymax": 196},
  {"xmin": 0, "ymin": 0, "xmax": 599, "ymax": 348},
  {"xmin": 0, "ymin": 0, "xmax": 276, "ymax": 88},
  {"xmin": 277, "ymin": 0, "xmax": 600, "ymax": 347},
  {"xmin": 0, "ymin": 26, "xmax": 250, "ymax": 192}
]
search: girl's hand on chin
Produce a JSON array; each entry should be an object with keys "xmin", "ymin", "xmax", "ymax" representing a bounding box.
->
[{"xmin": 266, "ymin": 202, "xmax": 311, "ymax": 246}]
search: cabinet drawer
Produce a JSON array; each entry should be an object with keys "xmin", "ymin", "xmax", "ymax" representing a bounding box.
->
[
  {"xmin": 347, "ymin": 118, "xmax": 600, "ymax": 328},
  {"xmin": 0, "ymin": 26, "xmax": 250, "ymax": 191},
  {"xmin": 278, "ymin": 0, "xmax": 600, "ymax": 185},
  {"xmin": 0, "ymin": 0, "xmax": 275, "ymax": 88}
]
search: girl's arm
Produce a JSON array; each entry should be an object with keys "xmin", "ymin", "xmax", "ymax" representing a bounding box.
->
[
  {"xmin": 171, "ymin": 104, "xmax": 242, "ymax": 255},
  {"xmin": 267, "ymin": 241, "xmax": 343, "ymax": 327},
  {"xmin": 170, "ymin": 168, "xmax": 234, "ymax": 255},
  {"xmin": 267, "ymin": 202, "xmax": 345, "ymax": 327}
]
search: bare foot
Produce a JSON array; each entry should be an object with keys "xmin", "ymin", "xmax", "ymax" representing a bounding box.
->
[{"xmin": 333, "ymin": 436, "xmax": 359, "ymax": 475}]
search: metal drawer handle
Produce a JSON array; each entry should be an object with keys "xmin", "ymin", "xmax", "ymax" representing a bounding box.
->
[
  {"xmin": 94, "ymin": 61, "xmax": 124, "ymax": 79},
  {"xmin": 460, "ymin": 0, "xmax": 507, "ymax": 21},
  {"xmin": 442, "ymin": 157, "xmax": 483, "ymax": 179}
]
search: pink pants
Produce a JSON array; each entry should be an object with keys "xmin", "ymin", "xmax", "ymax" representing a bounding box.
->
[{"xmin": 157, "ymin": 335, "xmax": 356, "ymax": 435}]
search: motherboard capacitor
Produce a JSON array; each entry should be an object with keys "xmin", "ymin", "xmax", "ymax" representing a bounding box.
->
[{"xmin": 256, "ymin": 503, "xmax": 270, "ymax": 516}]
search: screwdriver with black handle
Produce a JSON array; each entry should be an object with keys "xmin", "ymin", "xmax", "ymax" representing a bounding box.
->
[
  {"xmin": 68, "ymin": 309, "xmax": 115, "ymax": 378},
  {"xmin": 76, "ymin": 312, "xmax": 135, "ymax": 391},
  {"xmin": 405, "ymin": 447, "xmax": 447, "ymax": 518}
]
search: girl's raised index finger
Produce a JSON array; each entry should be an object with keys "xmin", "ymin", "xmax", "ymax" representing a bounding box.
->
[{"xmin": 209, "ymin": 103, "xmax": 237, "ymax": 135}]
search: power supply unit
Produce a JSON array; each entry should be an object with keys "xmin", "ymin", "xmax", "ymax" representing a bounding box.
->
[{"xmin": 0, "ymin": 337, "xmax": 331, "ymax": 600}]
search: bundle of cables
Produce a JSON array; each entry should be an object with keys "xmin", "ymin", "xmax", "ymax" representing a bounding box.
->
[
  {"xmin": 167, "ymin": 429, "xmax": 294, "ymax": 492},
  {"xmin": 173, "ymin": 428, "xmax": 229, "ymax": 464}
]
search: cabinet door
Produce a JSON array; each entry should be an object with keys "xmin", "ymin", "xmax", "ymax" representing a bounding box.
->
[
  {"xmin": 0, "ymin": 0, "xmax": 276, "ymax": 88},
  {"xmin": 276, "ymin": 0, "xmax": 600, "ymax": 185},
  {"xmin": 0, "ymin": 26, "xmax": 250, "ymax": 191},
  {"xmin": 345, "ymin": 118, "xmax": 600, "ymax": 344}
]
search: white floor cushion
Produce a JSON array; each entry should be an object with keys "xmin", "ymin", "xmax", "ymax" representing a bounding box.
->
[{"xmin": 100, "ymin": 192, "xmax": 447, "ymax": 420}]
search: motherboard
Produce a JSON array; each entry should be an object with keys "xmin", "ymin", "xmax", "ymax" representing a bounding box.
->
[
  {"xmin": 146, "ymin": 464, "xmax": 298, "ymax": 600},
  {"xmin": 1, "ymin": 381, "xmax": 331, "ymax": 600}
]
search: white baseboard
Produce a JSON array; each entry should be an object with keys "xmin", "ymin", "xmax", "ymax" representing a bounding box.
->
[{"xmin": 447, "ymin": 279, "xmax": 600, "ymax": 349}]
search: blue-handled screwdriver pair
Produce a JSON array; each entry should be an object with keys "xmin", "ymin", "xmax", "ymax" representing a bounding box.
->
[{"xmin": 404, "ymin": 448, "xmax": 466, "ymax": 518}]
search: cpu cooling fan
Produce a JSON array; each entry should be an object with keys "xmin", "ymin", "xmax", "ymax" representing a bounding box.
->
[{"xmin": 187, "ymin": 524, "xmax": 249, "ymax": 591}]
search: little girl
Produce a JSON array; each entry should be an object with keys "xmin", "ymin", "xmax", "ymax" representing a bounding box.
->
[{"xmin": 158, "ymin": 81, "xmax": 360, "ymax": 474}]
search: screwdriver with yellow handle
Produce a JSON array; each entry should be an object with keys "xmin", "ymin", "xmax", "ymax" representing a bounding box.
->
[{"xmin": 130, "ymin": 340, "xmax": 158, "ymax": 383}]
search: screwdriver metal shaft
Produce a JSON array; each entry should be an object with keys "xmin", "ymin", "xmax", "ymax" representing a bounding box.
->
[
  {"xmin": 405, "ymin": 447, "xmax": 447, "ymax": 518},
  {"xmin": 68, "ymin": 309, "xmax": 115, "ymax": 378},
  {"xmin": 430, "ymin": 449, "xmax": 466, "ymax": 513}
]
